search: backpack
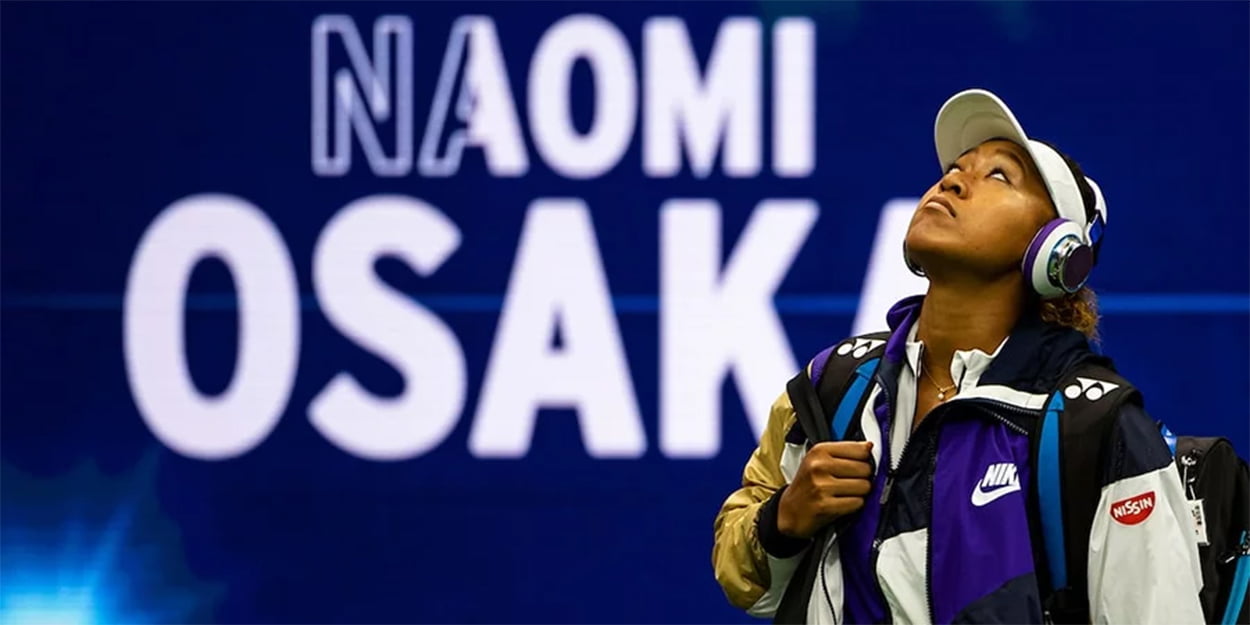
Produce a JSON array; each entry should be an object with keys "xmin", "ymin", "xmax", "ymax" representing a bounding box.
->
[
  {"xmin": 777, "ymin": 332, "xmax": 1250, "ymax": 624},
  {"xmin": 1159, "ymin": 436, "xmax": 1249, "ymax": 623},
  {"xmin": 1035, "ymin": 394, "xmax": 1250, "ymax": 624}
]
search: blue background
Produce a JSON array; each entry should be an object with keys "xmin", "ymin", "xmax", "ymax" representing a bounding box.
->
[{"xmin": 1, "ymin": 2, "xmax": 1247, "ymax": 623}]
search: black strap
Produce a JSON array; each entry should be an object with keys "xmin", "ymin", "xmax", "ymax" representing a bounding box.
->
[
  {"xmin": 785, "ymin": 332, "xmax": 890, "ymax": 445},
  {"xmin": 787, "ymin": 370, "xmax": 831, "ymax": 445},
  {"xmin": 1029, "ymin": 361, "xmax": 1139, "ymax": 623},
  {"xmin": 773, "ymin": 333, "xmax": 888, "ymax": 623}
]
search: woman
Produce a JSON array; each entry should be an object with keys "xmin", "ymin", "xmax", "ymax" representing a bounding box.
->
[{"xmin": 711, "ymin": 89, "xmax": 1204, "ymax": 624}]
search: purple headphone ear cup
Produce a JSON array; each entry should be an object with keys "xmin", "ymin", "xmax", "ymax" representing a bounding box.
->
[
  {"xmin": 1023, "ymin": 219, "xmax": 1090, "ymax": 299},
  {"xmin": 1022, "ymin": 220, "xmax": 1063, "ymax": 280}
]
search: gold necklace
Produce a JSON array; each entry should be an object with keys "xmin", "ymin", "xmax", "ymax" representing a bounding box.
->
[{"xmin": 921, "ymin": 365, "xmax": 957, "ymax": 401}]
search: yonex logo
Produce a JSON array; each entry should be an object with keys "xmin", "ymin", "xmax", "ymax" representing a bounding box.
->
[
  {"xmin": 835, "ymin": 338, "xmax": 885, "ymax": 359},
  {"xmin": 971, "ymin": 462, "xmax": 1021, "ymax": 507},
  {"xmin": 1063, "ymin": 377, "xmax": 1121, "ymax": 402}
]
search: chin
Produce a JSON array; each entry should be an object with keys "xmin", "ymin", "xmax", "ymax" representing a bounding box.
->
[
  {"xmin": 909, "ymin": 241, "xmax": 1018, "ymax": 283},
  {"xmin": 904, "ymin": 224, "xmax": 957, "ymax": 264},
  {"xmin": 905, "ymin": 229, "xmax": 995, "ymax": 279}
]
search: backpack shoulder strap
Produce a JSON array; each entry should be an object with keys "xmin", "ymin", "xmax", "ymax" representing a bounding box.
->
[
  {"xmin": 1031, "ymin": 360, "xmax": 1141, "ymax": 623},
  {"xmin": 774, "ymin": 332, "xmax": 889, "ymax": 624},
  {"xmin": 785, "ymin": 332, "xmax": 889, "ymax": 444}
]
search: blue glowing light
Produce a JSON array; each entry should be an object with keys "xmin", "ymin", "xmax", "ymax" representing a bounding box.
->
[
  {"xmin": 1, "ymin": 455, "xmax": 218, "ymax": 625},
  {"xmin": 1, "ymin": 587, "xmax": 101, "ymax": 625}
]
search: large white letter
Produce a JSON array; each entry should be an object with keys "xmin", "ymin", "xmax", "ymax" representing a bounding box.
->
[
  {"xmin": 310, "ymin": 195, "xmax": 467, "ymax": 461},
  {"xmin": 470, "ymin": 200, "xmax": 645, "ymax": 458},
  {"xmin": 772, "ymin": 18, "xmax": 814, "ymax": 177},
  {"xmin": 528, "ymin": 15, "xmax": 637, "ymax": 179},
  {"xmin": 312, "ymin": 15, "xmax": 413, "ymax": 177},
  {"xmin": 660, "ymin": 199, "xmax": 817, "ymax": 458},
  {"xmin": 853, "ymin": 198, "xmax": 928, "ymax": 335},
  {"xmin": 419, "ymin": 17, "xmax": 529, "ymax": 177},
  {"xmin": 124, "ymin": 194, "xmax": 299, "ymax": 460},
  {"xmin": 643, "ymin": 17, "xmax": 761, "ymax": 178}
]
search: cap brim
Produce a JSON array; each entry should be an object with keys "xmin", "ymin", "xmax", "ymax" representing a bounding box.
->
[
  {"xmin": 933, "ymin": 89, "xmax": 1091, "ymax": 228},
  {"xmin": 934, "ymin": 89, "xmax": 1030, "ymax": 170}
]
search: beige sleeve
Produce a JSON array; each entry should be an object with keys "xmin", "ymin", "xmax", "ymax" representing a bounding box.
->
[{"xmin": 711, "ymin": 390, "xmax": 799, "ymax": 609}]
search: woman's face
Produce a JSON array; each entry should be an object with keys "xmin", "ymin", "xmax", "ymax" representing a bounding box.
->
[{"xmin": 905, "ymin": 139, "xmax": 1058, "ymax": 280}]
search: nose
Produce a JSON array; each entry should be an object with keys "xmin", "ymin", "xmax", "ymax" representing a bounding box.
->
[{"xmin": 940, "ymin": 170, "xmax": 966, "ymax": 198}]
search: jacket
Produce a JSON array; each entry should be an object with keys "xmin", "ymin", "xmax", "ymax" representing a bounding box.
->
[{"xmin": 712, "ymin": 295, "xmax": 1205, "ymax": 623}]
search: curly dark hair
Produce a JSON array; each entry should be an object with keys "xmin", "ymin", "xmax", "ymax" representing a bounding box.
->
[{"xmin": 1039, "ymin": 287, "xmax": 1100, "ymax": 340}]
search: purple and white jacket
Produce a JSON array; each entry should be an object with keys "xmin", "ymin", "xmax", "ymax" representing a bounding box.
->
[{"xmin": 751, "ymin": 297, "xmax": 1204, "ymax": 624}]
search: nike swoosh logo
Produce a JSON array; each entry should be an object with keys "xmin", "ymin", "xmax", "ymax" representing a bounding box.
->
[{"xmin": 970, "ymin": 482, "xmax": 1021, "ymax": 507}]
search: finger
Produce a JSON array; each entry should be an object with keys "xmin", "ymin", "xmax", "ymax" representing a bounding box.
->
[
  {"xmin": 825, "ymin": 457, "xmax": 873, "ymax": 479},
  {"xmin": 828, "ymin": 477, "xmax": 873, "ymax": 497},
  {"xmin": 810, "ymin": 440, "xmax": 873, "ymax": 461},
  {"xmin": 835, "ymin": 496, "xmax": 866, "ymax": 516},
  {"xmin": 819, "ymin": 494, "xmax": 866, "ymax": 518}
]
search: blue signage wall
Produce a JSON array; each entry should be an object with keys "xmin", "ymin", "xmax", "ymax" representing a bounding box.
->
[{"xmin": 2, "ymin": 2, "xmax": 1246, "ymax": 623}]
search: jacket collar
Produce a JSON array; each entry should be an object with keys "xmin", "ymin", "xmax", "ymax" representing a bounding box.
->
[{"xmin": 879, "ymin": 295, "xmax": 1099, "ymax": 397}]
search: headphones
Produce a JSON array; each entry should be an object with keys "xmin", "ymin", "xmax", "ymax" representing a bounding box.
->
[
  {"xmin": 904, "ymin": 178, "xmax": 1106, "ymax": 300},
  {"xmin": 1021, "ymin": 216, "xmax": 1096, "ymax": 298}
]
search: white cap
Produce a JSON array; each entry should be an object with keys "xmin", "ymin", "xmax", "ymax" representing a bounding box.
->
[{"xmin": 934, "ymin": 89, "xmax": 1107, "ymax": 236}]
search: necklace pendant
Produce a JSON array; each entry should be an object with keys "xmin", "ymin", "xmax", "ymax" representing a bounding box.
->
[{"xmin": 937, "ymin": 391, "xmax": 945, "ymax": 401}]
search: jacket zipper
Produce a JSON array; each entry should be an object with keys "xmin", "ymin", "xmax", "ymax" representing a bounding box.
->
[
  {"xmin": 869, "ymin": 372, "xmax": 896, "ymax": 622},
  {"xmin": 874, "ymin": 403, "xmax": 943, "ymax": 624},
  {"xmin": 819, "ymin": 529, "xmax": 840, "ymax": 624},
  {"xmin": 965, "ymin": 399, "xmax": 1033, "ymax": 435},
  {"xmin": 925, "ymin": 444, "xmax": 936, "ymax": 624},
  {"xmin": 870, "ymin": 370, "xmax": 951, "ymax": 622}
]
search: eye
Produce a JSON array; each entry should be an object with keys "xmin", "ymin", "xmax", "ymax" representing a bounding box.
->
[
  {"xmin": 946, "ymin": 164, "xmax": 962, "ymax": 175},
  {"xmin": 988, "ymin": 168, "xmax": 1011, "ymax": 183}
]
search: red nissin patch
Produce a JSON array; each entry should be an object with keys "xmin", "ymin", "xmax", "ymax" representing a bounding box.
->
[{"xmin": 1110, "ymin": 491, "xmax": 1156, "ymax": 525}]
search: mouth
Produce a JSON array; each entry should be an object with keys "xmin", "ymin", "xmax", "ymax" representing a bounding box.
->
[{"xmin": 922, "ymin": 197, "xmax": 956, "ymax": 218}]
